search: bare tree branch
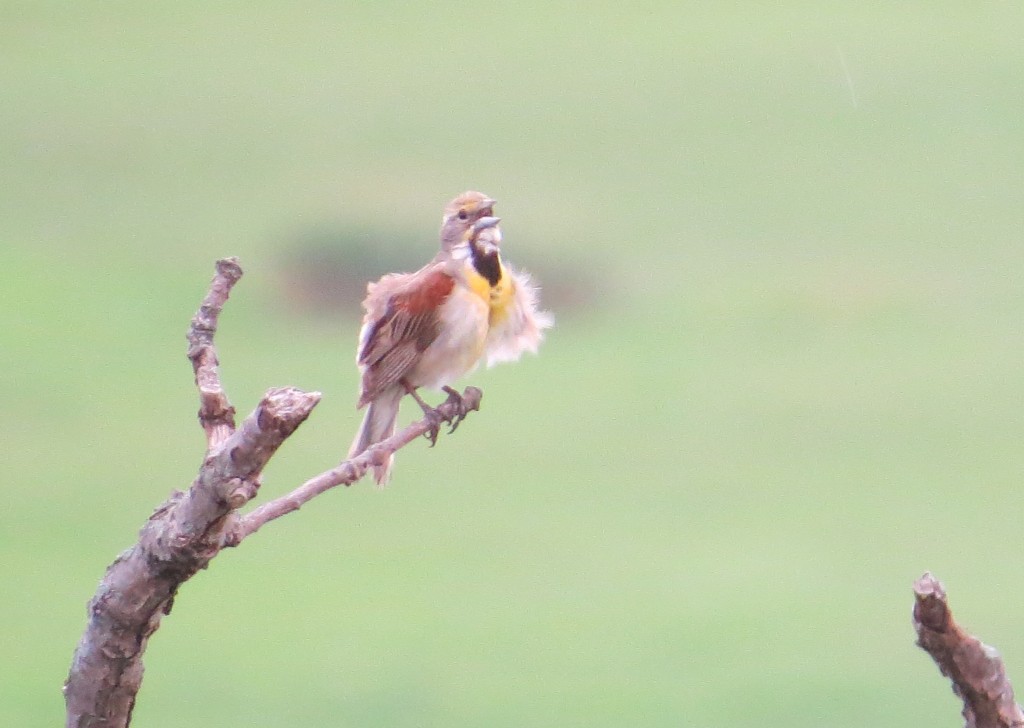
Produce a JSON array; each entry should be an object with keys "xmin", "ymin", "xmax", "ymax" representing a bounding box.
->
[
  {"xmin": 913, "ymin": 572, "xmax": 1024, "ymax": 728},
  {"xmin": 64, "ymin": 258, "xmax": 483, "ymax": 728},
  {"xmin": 224, "ymin": 386, "xmax": 481, "ymax": 545},
  {"xmin": 187, "ymin": 256, "xmax": 242, "ymax": 449}
]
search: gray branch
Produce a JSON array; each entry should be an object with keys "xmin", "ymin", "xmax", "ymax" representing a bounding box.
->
[
  {"xmin": 914, "ymin": 572, "xmax": 1024, "ymax": 728},
  {"xmin": 225, "ymin": 386, "xmax": 481, "ymax": 545},
  {"xmin": 63, "ymin": 258, "xmax": 482, "ymax": 728}
]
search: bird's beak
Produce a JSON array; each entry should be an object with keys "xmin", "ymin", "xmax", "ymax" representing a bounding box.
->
[{"xmin": 473, "ymin": 216, "xmax": 501, "ymax": 232}]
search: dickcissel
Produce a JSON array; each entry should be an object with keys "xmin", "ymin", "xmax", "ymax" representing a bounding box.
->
[{"xmin": 349, "ymin": 191, "xmax": 553, "ymax": 484}]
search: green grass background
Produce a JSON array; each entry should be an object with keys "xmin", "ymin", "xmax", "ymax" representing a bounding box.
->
[{"xmin": 4, "ymin": 2, "xmax": 1024, "ymax": 726}]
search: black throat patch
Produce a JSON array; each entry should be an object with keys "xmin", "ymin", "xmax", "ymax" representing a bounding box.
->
[{"xmin": 471, "ymin": 244, "xmax": 502, "ymax": 287}]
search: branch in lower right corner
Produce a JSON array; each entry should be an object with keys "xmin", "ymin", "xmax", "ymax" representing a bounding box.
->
[{"xmin": 913, "ymin": 572, "xmax": 1024, "ymax": 728}]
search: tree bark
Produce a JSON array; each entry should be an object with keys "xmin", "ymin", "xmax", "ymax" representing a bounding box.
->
[
  {"xmin": 913, "ymin": 572, "xmax": 1024, "ymax": 728},
  {"xmin": 64, "ymin": 258, "xmax": 482, "ymax": 728}
]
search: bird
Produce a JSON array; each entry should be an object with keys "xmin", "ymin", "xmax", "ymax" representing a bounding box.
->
[{"xmin": 348, "ymin": 191, "xmax": 553, "ymax": 485}]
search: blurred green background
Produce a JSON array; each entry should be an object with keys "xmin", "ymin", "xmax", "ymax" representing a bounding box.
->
[{"xmin": 4, "ymin": 2, "xmax": 1024, "ymax": 726}]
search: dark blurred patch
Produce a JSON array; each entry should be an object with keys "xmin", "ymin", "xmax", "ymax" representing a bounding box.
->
[
  {"xmin": 276, "ymin": 224, "xmax": 601, "ymax": 320},
  {"xmin": 276, "ymin": 226, "xmax": 422, "ymax": 317}
]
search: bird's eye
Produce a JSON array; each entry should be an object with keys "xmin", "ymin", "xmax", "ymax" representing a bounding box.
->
[{"xmin": 457, "ymin": 210, "xmax": 469, "ymax": 221}]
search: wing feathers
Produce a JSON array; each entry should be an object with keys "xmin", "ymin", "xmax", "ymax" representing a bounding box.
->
[{"xmin": 356, "ymin": 266, "xmax": 455, "ymax": 405}]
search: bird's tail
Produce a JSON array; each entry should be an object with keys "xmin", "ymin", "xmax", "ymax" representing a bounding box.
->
[{"xmin": 348, "ymin": 386, "xmax": 403, "ymax": 486}]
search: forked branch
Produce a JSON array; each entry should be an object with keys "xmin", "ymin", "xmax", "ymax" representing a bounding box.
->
[{"xmin": 64, "ymin": 258, "xmax": 483, "ymax": 728}]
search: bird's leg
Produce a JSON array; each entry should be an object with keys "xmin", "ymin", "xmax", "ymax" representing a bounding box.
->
[
  {"xmin": 402, "ymin": 380, "xmax": 434, "ymax": 416},
  {"xmin": 401, "ymin": 379, "xmax": 443, "ymax": 447}
]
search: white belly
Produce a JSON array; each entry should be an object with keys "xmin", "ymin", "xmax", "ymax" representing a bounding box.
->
[{"xmin": 407, "ymin": 286, "xmax": 489, "ymax": 390}]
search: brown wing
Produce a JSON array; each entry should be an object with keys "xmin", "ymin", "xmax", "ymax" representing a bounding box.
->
[{"xmin": 357, "ymin": 266, "xmax": 455, "ymax": 407}]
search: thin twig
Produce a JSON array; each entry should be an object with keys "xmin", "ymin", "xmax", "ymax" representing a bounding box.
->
[
  {"xmin": 187, "ymin": 257, "xmax": 242, "ymax": 450},
  {"xmin": 913, "ymin": 572, "xmax": 1024, "ymax": 728},
  {"xmin": 225, "ymin": 386, "xmax": 483, "ymax": 545}
]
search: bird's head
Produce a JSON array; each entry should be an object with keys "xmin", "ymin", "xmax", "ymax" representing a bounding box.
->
[{"xmin": 440, "ymin": 191, "xmax": 500, "ymax": 252}]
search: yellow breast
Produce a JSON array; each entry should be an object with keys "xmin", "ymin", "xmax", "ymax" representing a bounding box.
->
[{"xmin": 464, "ymin": 259, "xmax": 515, "ymax": 326}]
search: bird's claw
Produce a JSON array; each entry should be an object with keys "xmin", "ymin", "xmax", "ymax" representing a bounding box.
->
[
  {"xmin": 441, "ymin": 386, "xmax": 468, "ymax": 434},
  {"xmin": 422, "ymin": 410, "xmax": 444, "ymax": 447},
  {"xmin": 418, "ymin": 387, "xmax": 469, "ymax": 446}
]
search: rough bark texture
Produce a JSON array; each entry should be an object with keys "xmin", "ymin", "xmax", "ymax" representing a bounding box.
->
[
  {"xmin": 64, "ymin": 258, "xmax": 482, "ymax": 728},
  {"xmin": 63, "ymin": 387, "xmax": 319, "ymax": 728},
  {"xmin": 187, "ymin": 257, "xmax": 242, "ymax": 449},
  {"xmin": 914, "ymin": 572, "xmax": 1024, "ymax": 728}
]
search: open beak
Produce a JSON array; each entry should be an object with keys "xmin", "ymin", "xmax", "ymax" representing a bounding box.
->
[{"xmin": 473, "ymin": 216, "xmax": 501, "ymax": 232}]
